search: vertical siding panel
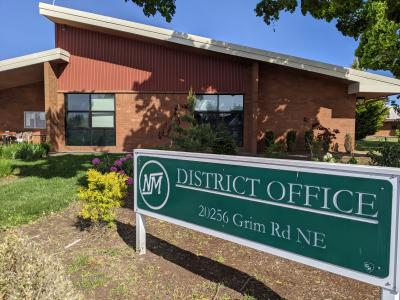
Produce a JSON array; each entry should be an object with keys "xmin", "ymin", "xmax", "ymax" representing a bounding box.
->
[{"xmin": 58, "ymin": 27, "xmax": 246, "ymax": 93}]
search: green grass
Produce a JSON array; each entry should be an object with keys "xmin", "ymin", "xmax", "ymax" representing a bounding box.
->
[
  {"xmin": 0, "ymin": 154, "xmax": 120, "ymax": 229},
  {"xmin": 0, "ymin": 159, "xmax": 12, "ymax": 177},
  {"xmin": 356, "ymin": 137, "xmax": 398, "ymax": 152}
]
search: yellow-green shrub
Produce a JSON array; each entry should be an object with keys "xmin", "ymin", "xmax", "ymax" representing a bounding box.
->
[{"xmin": 78, "ymin": 169, "xmax": 128, "ymax": 225}]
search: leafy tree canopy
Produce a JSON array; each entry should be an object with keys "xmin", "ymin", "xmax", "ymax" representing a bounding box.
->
[
  {"xmin": 255, "ymin": 0, "xmax": 400, "ymax": 77},
  {"xmin": 125, "ymin": 0, "xmax": 176, "ymax": 22},
  {"xmin": 355, "ymin": 98, "xmax": 389, "ymax": 140}
]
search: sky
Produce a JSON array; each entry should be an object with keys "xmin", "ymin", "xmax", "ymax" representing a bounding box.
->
[{"xmin": 0, "ymin": 0, "xmax": 393, "ymax": 79}]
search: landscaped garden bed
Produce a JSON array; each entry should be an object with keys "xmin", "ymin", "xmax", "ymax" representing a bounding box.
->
[
  {"xmin": 0, "ymin": 139, "xmax": 394, "ymax": 299},
  {"xmin": 10, "ymin": 202, "xmax": 380, "ymax": 300}
]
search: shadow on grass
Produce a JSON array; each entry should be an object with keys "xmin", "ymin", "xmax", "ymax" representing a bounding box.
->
[
  {"xmin": 14, "ymin": 154, "xmax": 92, "ymax": 180},
  {"xmin": 116, "ymin": 221, "xmax": 282, "ymax": 300},
  {"xmin": 14, "ymin": 154, "xmax": 121, "ymax": 182}
]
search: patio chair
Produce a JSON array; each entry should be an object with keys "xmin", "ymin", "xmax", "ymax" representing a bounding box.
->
[
  {"xmin": 21, "ymin": 132, "xmax": 33, "ymax": 143},
  {"xmin": 15, "ymin": 132, "xmax": 24, "ymax": 143}
]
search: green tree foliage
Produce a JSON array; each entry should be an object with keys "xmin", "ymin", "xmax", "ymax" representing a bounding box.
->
[
  {"xmin": 255, "ymin": 0, "xmax": 400, "ymax": 77},
  {"xmin": 125, "ymin": 0, "xmax": 176, "ymax": 22},
  {"xmin": 212, "ymin": 124, "xmax": 237, "ymax": 155},
  {"xmin": 168, "ymin": 89, "xmax": 237, "ymax": 154},
  {"xmin": 355, "ymin": 99, "xmax": 388, "ymax": 140},
  {"xmin": 170, "ymin": 89, "xmax": 216, "ymax": 153}
]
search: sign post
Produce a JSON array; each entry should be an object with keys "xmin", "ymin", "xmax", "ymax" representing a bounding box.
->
[
  {"xmin": 134, "ymin": 149, "xmax": 400, "ymax": 299},
  {"xmin": 135, "ymin": 212, "xmax": 146, "ymax": 255}
]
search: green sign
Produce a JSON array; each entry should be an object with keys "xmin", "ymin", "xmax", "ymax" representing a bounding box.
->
[{"xmin": 135, "ymin": 151, "xmax": 396, "ymax": 284}]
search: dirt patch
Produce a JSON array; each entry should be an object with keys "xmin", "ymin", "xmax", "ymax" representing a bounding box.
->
[
  {"xmin": 0, "ymin": 175, "xmax": 17, "ymax": 185},
  {"xmin": 11, "ymin": 203, "xmax": 379, "ymax": 300}
]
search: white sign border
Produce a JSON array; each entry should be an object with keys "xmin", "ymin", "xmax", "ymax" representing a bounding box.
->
[{"xmin": 134, "ymin": 149, "xmax": 400, "ymax": 292}]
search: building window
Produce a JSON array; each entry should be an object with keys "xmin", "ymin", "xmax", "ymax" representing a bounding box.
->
[
  {"xmin": 24, "ymin": 111, "xmax": 46, "ymax": 129},
  {"xmin": 194, "ymin": 94, "xmax": 243, "ymax": 146},
  {"xmin": 65, "ymin": 94, "xmax": 116, "ymax": 146}
]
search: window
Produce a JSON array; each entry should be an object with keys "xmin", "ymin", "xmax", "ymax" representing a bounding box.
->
[
  {"xmin": 24, "ymin": 112, "xmax": 46, "ymax": 129},
  {"xmin": 65, "ymin": 94, "xmax": 116, "ymax": 146},
  {"xmin": 194, "ymin": 94, "xmax": 243, "ymax": 146}
]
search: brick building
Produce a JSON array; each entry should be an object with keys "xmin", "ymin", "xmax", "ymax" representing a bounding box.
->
[
  {"xmin": 374, "ymin": 107, "xmax": 400, "ymax": 137},
  {"xmin": 1, "ymin": 3, "xmax": 400, "ymax": 153}
]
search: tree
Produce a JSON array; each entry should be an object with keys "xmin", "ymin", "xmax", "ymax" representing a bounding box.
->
[
  {"xmin": 124, "ymin": 0, "xmax": 176, "ymax": 22},
  {"xmin": 167, "ymin": 89, "xmax": 216, "ymax": 153},
  {"xmin": 355, "ymin": 98, "xmax": 389, "ymax": 140},
  {"xmin": 255, "ymin": 0, "xmax": 400, "ymax": 78}
]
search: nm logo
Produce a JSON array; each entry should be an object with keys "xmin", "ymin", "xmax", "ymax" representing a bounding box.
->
[{"xmin": 138, "ymin": 160, "xmax": 170, "ymax": 210}]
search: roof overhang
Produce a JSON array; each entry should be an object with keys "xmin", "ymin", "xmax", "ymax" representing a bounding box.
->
[
  {"xmin": 39, "ymin": 3, "xmax": 400, "ymax": 98},
  {"xmin": 0, "ymin": 48, "xmax": 70, "ymax": 90}
]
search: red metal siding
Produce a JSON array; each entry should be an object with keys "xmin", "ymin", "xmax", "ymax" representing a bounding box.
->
[{"xmin": 56, "ymin": 26, "xmax": 246, "ymax": 93}]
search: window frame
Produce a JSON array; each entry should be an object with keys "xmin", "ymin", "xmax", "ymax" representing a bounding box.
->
[
  {"xmin": 24, "ymin": 111, "xmax": 46, "ymax": 129},
  {"xmin": 65, "ymin": 94, "xmax": 116, "ymax": 146},
  {"xmin": 194, "ymin": 93, "xmax": 244, "ymax": 147}
]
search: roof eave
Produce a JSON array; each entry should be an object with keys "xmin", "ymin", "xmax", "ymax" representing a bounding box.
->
[
  {"xmin": 39, "ymin": 2, "xmax": 400, "ymax": 96},
  {"xmin": 0, "ymin": 48, "xmax": 70, "ymax": 72}
]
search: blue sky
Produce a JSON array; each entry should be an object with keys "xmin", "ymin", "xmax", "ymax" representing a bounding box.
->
[{"xmin": 0, "ymin": 0, "xmax": 393, "ymax": 79}]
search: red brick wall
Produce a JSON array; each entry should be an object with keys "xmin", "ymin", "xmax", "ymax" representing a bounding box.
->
[
  {"xmin": 375, "ymin": 121, "xmax": 397, "ymax": 137},
  {"xmin": 0, "ymin": 82, "xmax": 45, "ymax": 132},
  {"xmin": 257, "ymin": 64, "xmax": 356, "ymax": 152}
]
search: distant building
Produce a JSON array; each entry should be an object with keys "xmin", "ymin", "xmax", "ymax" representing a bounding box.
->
[{"xmin": 374, "ymin": 107, "xmax": 400, "ymax": 137}]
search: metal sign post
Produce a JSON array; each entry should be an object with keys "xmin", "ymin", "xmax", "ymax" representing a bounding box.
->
[
  {"xmin": 134, "ymin": 149, "xmax": 400, "ymax": 298},
  {"xmin": 135, "ymin": 212, "xmax": 146, "ymax": 255},
  {"xmin": 382, "ymin": 288, "xmax": 399, "ymax": 300}
]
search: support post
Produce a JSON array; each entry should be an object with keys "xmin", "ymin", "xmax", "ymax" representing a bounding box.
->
[
  {"xmin": 136, "ymin": 213, "xmax": 146, "ymax": 255},
  {"xmin": 382, "ymin": 288, "xmax": 399, "ymax": 300}
]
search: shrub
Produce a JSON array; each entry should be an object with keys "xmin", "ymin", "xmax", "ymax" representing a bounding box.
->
[
  {"xmin": 313, "ymin": 123, "xmax": 340, "ymax": 153},
  {"xmin": 344, "ymin": 133, "xmax": 353, "ymax": 153},
  {"xmin": 92, "ymin": 153, "xmax": 133, "ymax": 178},
  {"xmin": 168, "ymin": 89, "xmax": 217, "ymax": 153},
  {"xmin": 368, "ymin": 143, "xmax": 400, "ymax": 167},
  {"xmin": 309, "ymin": 137, "xmax": 324, "ymax": 159},
  {"xmin": 212, "ymin": 124, "xmax": 237, "ymax": 155},
  {"xmin": 0, "ymin": 143, "xmax": 50, "ymax": 160},
  {"xmin": 264, "ymin": 130, "xmax": 274, "ymax": 148},
  {"xmin": 348, "ymin": 156, "xmax": 358, "ymax": 164},
  {"xmin": 79, "ymin": 169, "xmax": 129, "ymax": 225},
  {"xmin": 0, "ymin": 159, "xmax": 12, "ymax": 178},
  {"xmin": 304, "ymin": 129, "xmax": 314, "ymax": 151},
  {"xmin": 265, "ymin": 140, "xmax": 286, "ymax": 157},
  {"xmin": 322, "ymin": 152, "xmax": 337, "ymax": 163},
  {"xmin": 172, "ymin": 123, "xmax": 216, "ymax": 153},
  {"xmin": 286, "ymin": 130, "xmax": 297, "ymax": 152},
  {"xmin": 0, "ymin": 232, "xmax": 79, "ymax": 300}
]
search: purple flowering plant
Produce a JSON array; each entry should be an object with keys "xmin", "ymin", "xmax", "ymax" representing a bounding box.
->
[{"xmin": 91, "ymin": 154, "xmax": 134, "ymax": 186}]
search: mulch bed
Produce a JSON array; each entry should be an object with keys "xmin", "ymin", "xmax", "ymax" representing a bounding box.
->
[{"xmin": 14, "ymin": 203, "xmax": 379, "ymax": 300}]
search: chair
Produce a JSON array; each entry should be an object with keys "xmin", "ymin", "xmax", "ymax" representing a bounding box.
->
[{"xmin": 15, "ymin": 132, "xmax": 24, "ymax": 143}]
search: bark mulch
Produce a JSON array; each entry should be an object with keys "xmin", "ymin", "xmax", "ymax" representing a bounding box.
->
[{"xmin": 16, "ymin": 203, "xmax": 379, "ymax": 300}]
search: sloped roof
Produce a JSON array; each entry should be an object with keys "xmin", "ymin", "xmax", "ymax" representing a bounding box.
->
[
  {"xmin": 0, "ymin": 48, "xmax": 70, "ymax": 90},
  {"xmin": 39, "ymin": 3, "xmax": 400, "ymax": 97}
]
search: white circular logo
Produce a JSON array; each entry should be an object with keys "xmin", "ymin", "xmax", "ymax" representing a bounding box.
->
[{"xmin": 138, "ymin": 160, "xmax": 170, "ymax": 210}]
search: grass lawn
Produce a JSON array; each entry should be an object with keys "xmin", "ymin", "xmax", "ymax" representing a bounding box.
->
[
  {"xmin": 356, "ymin": 136, "xmax": 398, "ymax": 152},
  {"xmin": 0, "ymin": 154, "xmax": 119, "ymax": 229}
]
